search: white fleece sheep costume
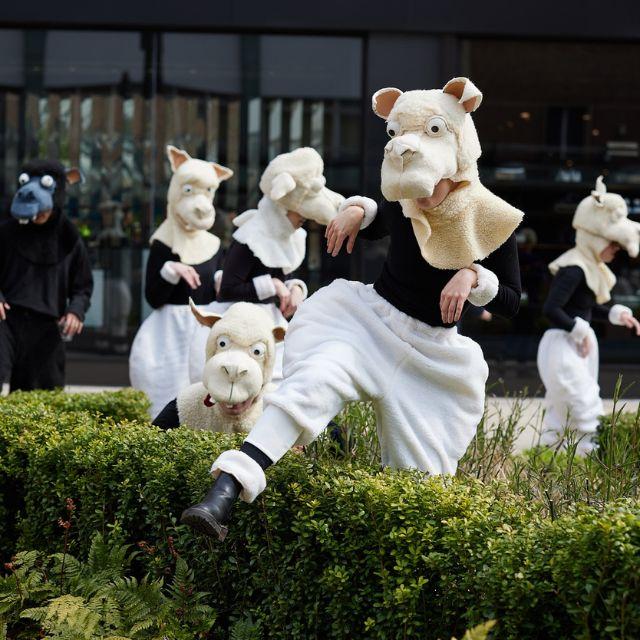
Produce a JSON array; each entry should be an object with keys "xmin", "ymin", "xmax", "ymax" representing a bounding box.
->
[
  {"xmin": 187, "ymin": 147, "xmax": 344, "ymax": 385},
  {"xmin": 537, "ymin": 177, "xmax": 640, "ymax": 453},
  {"xmin": 207, "ymin": 77, "xmax": 524, "ymax": 507},
  {"xmin": 130, "ymin": 146, "xmax": 233, "ymax": 418},
  {"xmin": 168, "ymin": 301, "xmax": 284, "ymax": 434}
]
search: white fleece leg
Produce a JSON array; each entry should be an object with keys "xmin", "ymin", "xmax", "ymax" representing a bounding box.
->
[
  {"xmin": 210, "ymin": 450, "xmax": 266, "ymax": 503},
  {"xmin": 245, "ymin": 405, "xmax": 305, "ymax": 463},
  {"xmin": 537, "ymin": 328, "xmax": 603, "ymax": 437}
]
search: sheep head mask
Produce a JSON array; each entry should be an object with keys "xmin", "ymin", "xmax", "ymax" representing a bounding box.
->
[
  {"xmin": 150, "ymin": 145, "xmax": 233, "ymax": 264},
  {"xmin": 372, "ymin": 77, "xmax": 523, "ymax": 270},
  {"xmin": 259, "ymin": 147, "xmax": 343, "ymax": 226},
  {"xmin": 190, "ymin": 301, "xmax": 285, "ymax": 418},
  {"xmin": 549, "ymin": 176, "xmax": 640, "ymax": 304},
  {"xmin": 573, "ymin": 176, "xmax": 640, "ymax": 259}
]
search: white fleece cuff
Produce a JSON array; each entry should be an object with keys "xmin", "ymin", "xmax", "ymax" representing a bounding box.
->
[
  {"xmin": 609, "ymin": 304, "xmax": 632, "ymax": 326},
  {"xmin": 467, "ymin": 264, "xmax": 499, "ymax": 307},
  {"xmin": 339, "ymin": 196, "xmax": 378, "ymax": 230},
  {"xmin": 253, "ymin": 275, "xmax": 277, "ymax": 301},
  {"xmin": 285, "ymin": 279, "xmax": 308, "ymax": 300},
  {"xmin": 210, "ymin": 450, "xmax": 266, "ymax": 503},
  {"xmin": 214, "ymin": 269, "xmax": 223, "ymax": 294},
  {"xmin": 160, "ymin": 261, "xmax": 180, "ymax": 285},
  {"xmin": 570, "ymin": 316, "xmax": 591, "ymax": 343}
]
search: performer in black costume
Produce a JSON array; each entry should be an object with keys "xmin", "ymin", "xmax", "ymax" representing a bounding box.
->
[
  {"xmin": 537, "ymin": 176, "xmax": 640, "ymax": 454},
  {"xmin": 129, "ymin": 146, "xmax": 233, "ymax": 417},
  {"xmin": 187, "ymin": 147, "xmax": 343, "ymax": 384},
  {"xmin": 180, "ymin": 78, "xmax": 524, "ymax": 540},
  {"xmin": 0, "ymin": 160, "xmax": 92, "ymax": 391}
]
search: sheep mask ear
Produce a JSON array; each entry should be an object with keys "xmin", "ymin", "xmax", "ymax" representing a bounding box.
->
[
  {"xmin": 372, "ymin": 87, "xmax": 403, "ymax": 119},
  {"xmin": 273, "ymin": 326, "xmax": 286, "ymax": 343},
  {"xmin": 442, "ymin": 77, "xmax": 483, "ymax": 113},
  {"xmin": 591, "ymin": 175, "xmax": 607, "ymax": 207},
  {"xmin": 269, "ymin": 172, "xmax": 297, "ymax": 201},
  {"xmin": 167, "ymin": 145, "xmax": 191, "ymax": 172},
  {"xmin": 212, "ymin": 162, "xmax": 234, "ymax": 183},
  {"xmin": 189, "ymin": 298, "xmax": 223, "ymax": 328}
]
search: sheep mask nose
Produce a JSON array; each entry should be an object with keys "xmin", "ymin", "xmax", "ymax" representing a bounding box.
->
[
  {"xmin": 384, "ymin": 134, "xmax": 420, "ymax": 162},
  {"xmin": 11, "ymin": 175, "xmax": 57, "ymax": 222},
  {"xmin": 220, "ymin": 363, "xmax": 249, "ymax": 382}
]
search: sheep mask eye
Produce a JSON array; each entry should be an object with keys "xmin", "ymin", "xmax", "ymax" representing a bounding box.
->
[
  {"xmin": 182, "ymin": 184, "xmax": 193, "ymax": 195},
  {"xmin": 386, "ymin": 121, "xmax": 401, "ymax": 138},
  {"xmin": 250, "ymin": 342, "xmax": 266, "ymax": 358},
  {"xmin": 18, "ymin": 173, "xmax": 30, "ymax": 186},
  {"xmin": 216, "ymin": 335, "xmax": 231, "ymax": 350},
  {"xmin": 426, "ymin": 116, "xmax": 448, "ymax": 137}
]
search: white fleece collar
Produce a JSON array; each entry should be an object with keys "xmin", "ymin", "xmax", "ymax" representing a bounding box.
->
[
  {"xmin": 400, "ymin": 180, "xmax": 523, "ymax": 270},
  {"xmin": 232, "ymin": 196, "xmax": 306, "ymax": 275},
  {"xmin": 549, "ymin": 229, "xmax": 616, "ymax": 304},
  {"xmin": 150, "ymin": 217, "xmax": 221, "ymax": 265}
]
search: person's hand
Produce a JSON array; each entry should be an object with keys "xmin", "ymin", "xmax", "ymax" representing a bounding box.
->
[
  {"xmin": 271, "ymin": 278, "xmax": 291, "ymax": 314},
  {"xmin": 172, "ymin": 262, "xmax": 201, "ymax": 289},
  {"xmin": 620, "ymin": 311, "xmax": 640, "ymax": 336},
  {"xmin": 325, "ymin": 205, "xmax": 365, "ymax": 257},
  {"xmin": 0, "ymin": 302, "xmax": 10, "ymax": 321},
  {"xmin": 282, "ymin": 284, "xmax": 305, "ymax": 318},
  {"xmin": 577, "ymin": 335, "xmax": 591, "ymax": 358},
  {"xmin": 440, "ymin": 268, "xmax": 478, "ymax": 324},
  {"xmin": 59, "ymin": 312, "xmax": 84, "ymax": 337}
]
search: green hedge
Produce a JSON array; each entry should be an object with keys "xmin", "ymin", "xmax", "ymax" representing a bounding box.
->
[
  {"xmin": 2, "ymin": 391, "xmax": 640, "ymax": 639},
  {"xmin": 0, "ymin": 389, "xmax": 149, "ymax": 558}
]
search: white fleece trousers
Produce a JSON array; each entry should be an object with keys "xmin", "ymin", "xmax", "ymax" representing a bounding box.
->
[
  {"xmin": 130, "ymin": 305, "xmax": 202, "ymax": 418},
  {"xmin": 537, "ymin": 327, "xmax": 602, "ymax": 451},
  {"xmin": 215, "ymin": 279, "xmax": 489, "ymax": 501}
]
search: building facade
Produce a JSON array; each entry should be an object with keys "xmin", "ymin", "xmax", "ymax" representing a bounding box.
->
[{"xmin": 1, "ymin": 1, "xmax": 640, "ymax": 387}]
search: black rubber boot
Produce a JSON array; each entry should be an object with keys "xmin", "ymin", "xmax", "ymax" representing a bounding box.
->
[
  {"xmin": 180, "ymin": 472, "xmax": 241, "ymax": 541},
  {"xmin": 181, "ymin": 443, "xmax": 273, "ymax": 541}
]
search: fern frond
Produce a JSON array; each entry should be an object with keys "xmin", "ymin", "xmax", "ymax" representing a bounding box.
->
[{"xmin": 456, "ymin": 620, "xmax": 497, "ymax": 640}]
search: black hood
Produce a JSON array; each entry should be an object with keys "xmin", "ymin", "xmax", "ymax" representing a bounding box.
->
[{"xmin": 7, "ymin": 159, "xmax": 80, "ymax": 265}]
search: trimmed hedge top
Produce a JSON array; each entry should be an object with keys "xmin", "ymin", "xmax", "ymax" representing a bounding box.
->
[{"xmin": 2, "ymin": 390, "xmax": 640, "ymax": 639}]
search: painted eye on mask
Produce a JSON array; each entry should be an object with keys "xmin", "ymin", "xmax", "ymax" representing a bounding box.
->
[
  {"xmin": 250, "ymin": 342, "xmax": 266, "ymax": 358},
  {"xmin": 216, "ymin": 335, "xmax": 231, "ymax": 350},
  {"xmin": 426, "ymin": 116, "xmax": 448, "ymax": 137},
  {"xmin": 182, "ymin": 184, "xmax": 193, "ymax": 195},
  {"xmin": 18, "ymin": 173, "xmax": 30, "ymax": 186},
  {"xmin": 386, "ymin": 121, "xmax": 401, "ymax": 138},
  {"xmin": 40, "ymin": 175, "xmax": 54, "ymax": 189}
]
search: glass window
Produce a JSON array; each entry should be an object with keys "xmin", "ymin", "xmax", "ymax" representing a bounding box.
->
[
  {"xmin": 462, "ymin": 39, "xmax": 640, "ymax": 362},
  {"xmin": 0, "ymin": 29, "xmax": 364, "ymax": 355}
]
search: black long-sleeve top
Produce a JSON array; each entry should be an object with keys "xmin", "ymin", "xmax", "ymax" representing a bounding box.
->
[
  {"xmin": 217, "ymin": 240, "xmax": 287, "ymax": 305},
  {"xmin": 0, "ymin": 220, "xmax": 93, "ymax": 321},
  {"xmin": 145, "ymin": 240, "xmax": 221, "ymax": 309},
  {"xmin": 543, "ymin": 265, "xmax": 610, "ymax": 332},
  {"xmin": 360, "ymin": 199, "xmax": 521, "ymax": 328}
]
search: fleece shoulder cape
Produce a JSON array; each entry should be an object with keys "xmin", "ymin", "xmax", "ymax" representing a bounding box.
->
[
  {"xmin": 399, "ymin": 181, "xmax": 523, "ymax": 270},
  {"xmin": 150, "ymin": 218, "xmax": 220, "ymax": 266},
  {"xmin": 232, "ymin": 197, "xmax": 306, "ymax": 275}
]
